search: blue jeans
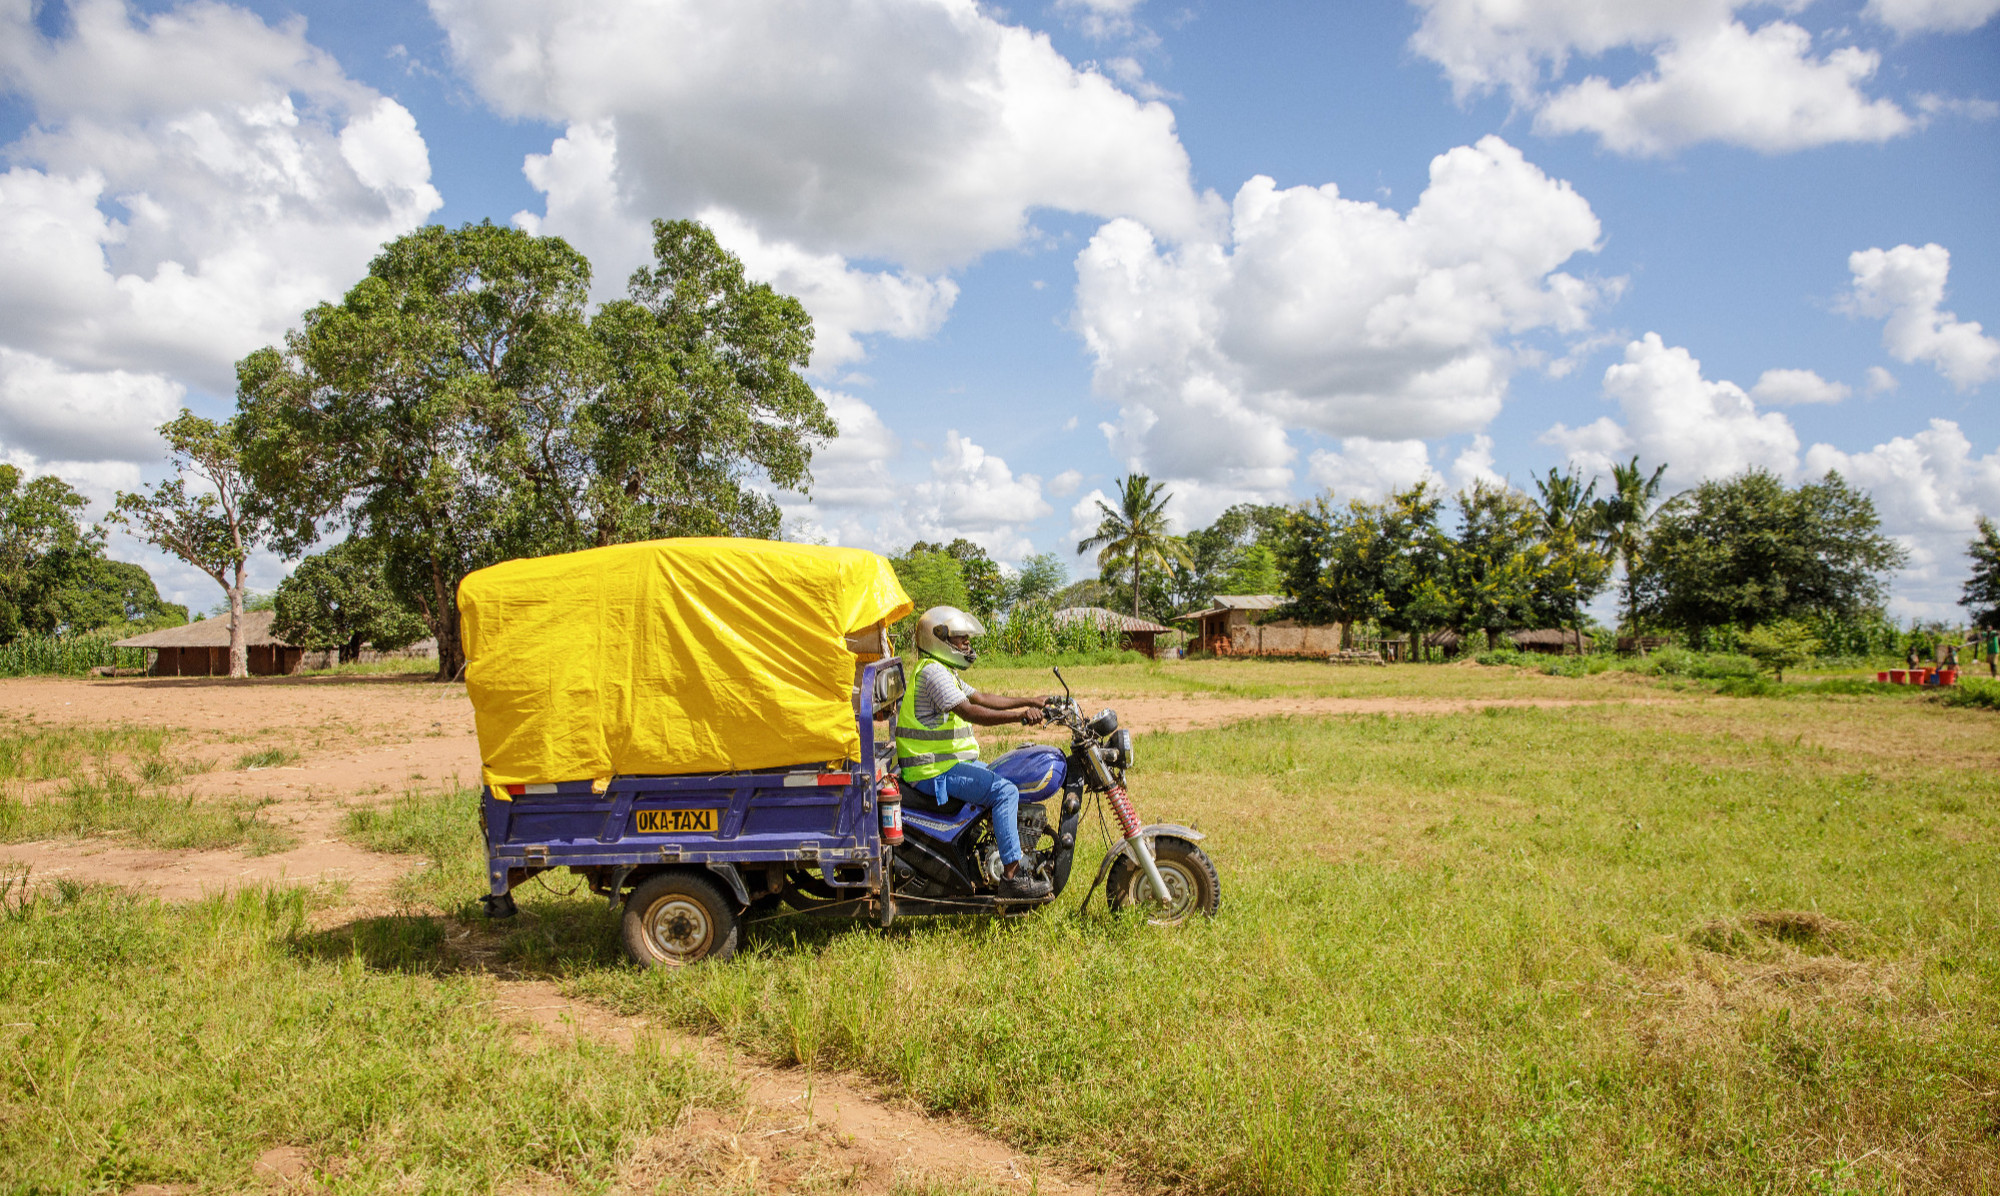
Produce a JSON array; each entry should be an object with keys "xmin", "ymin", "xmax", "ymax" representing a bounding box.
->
[{"xmin": 907, "ymin": 761, "xmax": 1022, "ymax": 865}]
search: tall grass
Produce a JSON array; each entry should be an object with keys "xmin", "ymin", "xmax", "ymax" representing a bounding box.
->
[
  {"xmin": 982, "ymin": 604, "xmax": 1131, "ymax": 658},
  {"xmin": 0, "ymin": 633, "xmax": 147, "ymax": 676},
  {"xmin": 0, "ymin": 877, "xmax": 730, "ymax": 1193}
]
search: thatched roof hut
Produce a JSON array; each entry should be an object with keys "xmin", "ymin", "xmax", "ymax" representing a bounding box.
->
[
  {"xmin": 1507, "ymin": 628, "xmax": 1593, "ymax": 655},
  {"xmin": 113, "ymin": 610, "xmax": 303, "ymax": 677},
  {"xmin": 1051, "ymin": 607, "xmax": 1174, "ymax": 659}
]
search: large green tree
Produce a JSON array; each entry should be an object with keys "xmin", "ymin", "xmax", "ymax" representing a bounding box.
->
[
  {"xmin": 1278, "ymin": 496, "xmax": 1389, "ymax": 647},
  {"xmin": 1165, "ymin": 502, "xmax": 1289, "ymax": 614},
  {"xmin": 1447, "ymin": 481, "xmax": 1544, "ymax": 649},
  {"xmin": 56, "ymin": 560, "xmax": 186, "ymax": 635},
  {"xmin": 1958, "ymin": 516, "xmax": 2000, "ymax": 630},
  {"xmin": 1634, "ymin": 469, "xmax": 1905, "ymax": 636},
  {"xmin": 273, "ymin": 539, "xmax": 429, "ymax": 663},
  {"xmin": 237, "ymin": 219, "xmax": 833, "ymax": 679},
  {"xmin": 889, "ymin": 549, "xmax": 971, "ymax": 640},
  {"xmin": 1007, "ymin": 552, "xmax": 1068, "ymax": 609},
  {"xmin": 0, "ymin": 467, "xmax": 125, "ymax": 639},
  {"xmin": 109, "ymin": 412, "xmax": 269, "ymax": 677},
  {"xmin": 1372, "ymin": 483, "xmax": 1453, "ymax": 661},
  {"xmin": 1079, "ymin": 474, "xmax": 1191, "ymax": 621},
  {"xmin": 907, "ymin": 538, "xmax": 1004, "ymax": 619}
]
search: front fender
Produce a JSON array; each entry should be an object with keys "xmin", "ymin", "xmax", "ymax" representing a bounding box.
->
[{"xmin": 1082, "ymin": 823, "xmax": 1205, "ymax": 898}]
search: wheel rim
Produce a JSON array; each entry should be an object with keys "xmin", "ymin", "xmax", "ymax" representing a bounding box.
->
[
  {"xmin": 641, "ymin": 895, "xmax": 713, "ymax": 964},
  {"xmin": 1131, "ymin": 858, "xmax": 1200, "ymax": 925}
]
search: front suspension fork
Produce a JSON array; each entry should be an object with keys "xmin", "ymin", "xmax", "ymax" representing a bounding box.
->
[{"xmin": 1108, "ymin": 785, "xmax": 1175, "ymax": 905}]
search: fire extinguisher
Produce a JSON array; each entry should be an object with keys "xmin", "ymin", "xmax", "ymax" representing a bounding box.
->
[{"xmin": 877, "ymin": 774, "xmax": 904, "ymax": 845}]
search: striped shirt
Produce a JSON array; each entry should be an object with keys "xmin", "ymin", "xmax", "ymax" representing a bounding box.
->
[{"xmin": 913, "ymin": 660, "xmax": 972, "ymax": 729}]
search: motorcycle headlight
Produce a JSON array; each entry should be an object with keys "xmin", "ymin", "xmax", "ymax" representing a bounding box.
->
[
  {"xmin": 1087, "ymin": 708, "xmax": 1119, "ymax": 738},
  {"xmin": 1111, "ymin": 728, "xmax": 1134, "ymax": 769}
]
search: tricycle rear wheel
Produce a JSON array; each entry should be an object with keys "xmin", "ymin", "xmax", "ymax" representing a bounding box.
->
[{"xmin": 622, "ymin": 871, "xmax": 739, "ymax": 968}]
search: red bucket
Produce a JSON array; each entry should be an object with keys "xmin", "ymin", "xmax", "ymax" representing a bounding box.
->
[
  {"xmin": 1890, "ymin": 669, "xmax": 1908, "ymax": 684},
  {"xmin": 1876, "ymin": 671, "xmax": 1889, "ymax": 683}
]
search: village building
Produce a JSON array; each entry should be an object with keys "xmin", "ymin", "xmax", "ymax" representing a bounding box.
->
[
  {"xmin": 1050, "ymin": 607, "xmax": 1175, "ymax": 659},
  {"xmin": 113, "ymin": 610, "xmax": 305, "ymax": 677},
  {"xmin": 1178, "ymin": 594, "xmax": 1344, "ymax": 657}
]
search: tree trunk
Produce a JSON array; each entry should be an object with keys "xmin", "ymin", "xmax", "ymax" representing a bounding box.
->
[
  {"xmin": 1131, "ymin": 559, "xmax": 1142, "ymax": 621},
  {"xmin": 226, "ymin": 571, "xmax": 248, "ymax": 679},
  {"xmin": 431, "ymin": 561, "xmax": 464, "ymax": 682}
]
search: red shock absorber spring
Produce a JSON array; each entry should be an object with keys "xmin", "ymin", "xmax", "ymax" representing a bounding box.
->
[{"xmin": 1107, "ymin": 784, "xmax": 1143, "ymax": 839}]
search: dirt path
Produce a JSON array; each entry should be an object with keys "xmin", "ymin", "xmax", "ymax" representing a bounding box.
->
[{"xmin": 497, "ymin": 979, "xmax": 1109, "ymax": 1194}]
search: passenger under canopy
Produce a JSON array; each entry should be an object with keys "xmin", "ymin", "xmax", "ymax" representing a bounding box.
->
[{"xmin": 459, "ymin": 538, "xmax": 912, "ymax": 790}]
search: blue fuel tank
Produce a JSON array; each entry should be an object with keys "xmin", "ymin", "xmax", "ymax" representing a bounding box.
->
[{"xmin": 987, "ymin": 744, "xmax": 1067, "ymax": 802}]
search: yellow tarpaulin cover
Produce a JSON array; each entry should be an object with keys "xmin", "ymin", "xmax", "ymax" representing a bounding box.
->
[{"xmin": 459, "ymin": 538, "xmax": 912, "ymax": 788}]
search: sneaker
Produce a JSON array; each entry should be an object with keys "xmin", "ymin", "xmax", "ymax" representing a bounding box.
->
[{"xmin": 997, "ymin": 870, "xmax": 1052, "ymax": 901}]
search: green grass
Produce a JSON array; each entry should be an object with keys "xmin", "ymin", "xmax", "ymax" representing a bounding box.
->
[
  {"xmin": 12, "ymin": 664, "xmax": 1999, "ymax": 1191},
  {"xmin": 0, "ymin": 772, "xmax": 295, "ymax": 854},
  {"xmin": 0, "ymin": 722, "xmax": 173, "ymax": 781},
  {"xmin": 235, "ymin": 746, "xmax": 302, "ymax": 770},
  {"xmin": 0, "ymin": 722, "xmax": 285, "ymax": 853},
  {"xmin": 343, "ymin": 784, "xmax": 487, "ymax": 912},
  {"xmin": 0, "ymin": 875, "xmax": 730, "ymax": 1193},
  {"xmin": 296, "ymin": 658, "xmax": 440, "ymax": 678},
  {"xmin": 556, "ymin": 696, "xmax": 1998, "ymax": 1192}
]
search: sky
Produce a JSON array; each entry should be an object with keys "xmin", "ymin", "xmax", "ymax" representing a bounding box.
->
[{"xmin": 1, "ymin": 0, "xmax": 1997, "ymax": 621}]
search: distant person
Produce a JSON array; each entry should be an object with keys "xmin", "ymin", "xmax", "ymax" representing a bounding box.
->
[
  {"xmin": 1906, "ymin": 644, "xmax": 1921, "ymax": 670},
  {"xmin": 1988, "ymin": 628, "xmax": 1999, "ymax": 678},
  {"xmin": 1942, "ymin": 642, "xmax": 1960, "ymax": 670}
]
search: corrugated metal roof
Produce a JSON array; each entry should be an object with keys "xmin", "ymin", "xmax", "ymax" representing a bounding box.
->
[
  {"xmin": 1050, "ymin": 606, "xmax": 1173, "ymax": 634},
  {"xmin": 113, "ymin": 609, "xmax": 294, "ymax": 649},
  {"xmin": 1175, "ymin": 594, "xmax": 1286, "ymax": 621}
]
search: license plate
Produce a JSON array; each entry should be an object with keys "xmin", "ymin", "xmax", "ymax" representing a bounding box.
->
[{"xmin": 635, "ymin": 808, "xmax": 717, "ymax": 834}]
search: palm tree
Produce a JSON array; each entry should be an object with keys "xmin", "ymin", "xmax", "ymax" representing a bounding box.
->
[
  {"xmin": 1533, "ymin": 466, "xmax": 1608, "ymax": 655},
  {"xmin": 1077, "ymin": 474, "xmax": 1191, "ymax": 621},
  {"xmin": 1596, "ymin": 457, "xmax": 1668, "ymax": 632}
]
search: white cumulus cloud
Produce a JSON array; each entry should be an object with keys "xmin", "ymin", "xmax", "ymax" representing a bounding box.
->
[
  {"xmin": 1750, "ymin": 367, "xmax": 1851, "ymax": 406},
  {"xmin": 1542, "ymin": 333, "xmax": 1799, "ymax": 488},
  {"xmin": 0, "ymin": 0, "xmax": 441, "ymax": 475},
  {"xmin": 777, "ymin": 394, "xmax": 1049, "ymax": 561},
  {"xmin": 1534, "ymin": 20, "xmax": 1911, "ymax": 155},
  {"xmin": 1411, "ymin": 0, "xmax": 1918, "ymax": 155},
  {"xmin": 1076, "ymin": 135, "xmax": 1609, "ymax": 504},
  {"xmin": 1804, "ymin": 420, "xmax": 2000, "ymax": 615},
  {"xmin": 1865, "ymin": 0, "xmax": 2000, "ymax": 35},
  {"xmin": 1845, "ymin": 243, "xmax": 2000, "ymax": 390},
  {"xmin": 433, "ymin": 0, "xmax": 1208, "ymax": 369},
  {"xmin": 1307, "ymin": 437, "xmax": 1442, "ymax": 503}
]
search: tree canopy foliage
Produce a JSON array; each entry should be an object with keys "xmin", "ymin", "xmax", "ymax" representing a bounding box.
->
[
  {"xmin": 1959, "ymin": 516, "xmax": 2000, "ymax": 631},
  {"xmin": 0, "ymin": 468, "xmax": 181, "ymax": 639},
  {"xmin": 1633, "ymin": 469, "xmax": 1904, "ymax": 636},
  {"xmin": 273, "ymin": 539, "xmax": 429, "ymax": 663},
  {"xmin": 235, "ymin": 219, "xmax": 833, "ymax": 678},
  {"xmin": 1079, "ymin": 475, "xmax": 1190, "ymax": 620}
]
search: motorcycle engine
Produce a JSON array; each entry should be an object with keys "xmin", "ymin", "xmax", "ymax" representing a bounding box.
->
[{"xmin": 979, "ymin": 802, "xmax": 1050, "ymax": 884}]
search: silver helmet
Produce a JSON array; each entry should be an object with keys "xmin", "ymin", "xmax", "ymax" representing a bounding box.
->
[{"xmin": 915, "ymin": 605, "xmax": 986, "ymax": 668}]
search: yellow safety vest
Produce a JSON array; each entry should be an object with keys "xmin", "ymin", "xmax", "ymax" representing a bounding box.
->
[{"xmin": 894, "ymin": 659, "xmax": 980, "ymax": 782}]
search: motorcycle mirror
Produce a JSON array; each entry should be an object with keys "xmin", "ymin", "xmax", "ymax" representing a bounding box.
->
[{"xmin": 1052, "ymin": 665, "xmax": 1073, "ymax": 700}]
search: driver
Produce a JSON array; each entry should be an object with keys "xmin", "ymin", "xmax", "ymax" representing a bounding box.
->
[{"xmin": 895, "ymin": 606, "xmax": 1052, "ymax": 900}]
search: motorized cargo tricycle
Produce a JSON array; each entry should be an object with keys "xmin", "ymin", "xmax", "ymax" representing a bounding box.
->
[{"xmin": 461, "ymin": 538, "xmax": 1219, "ymax": 968}]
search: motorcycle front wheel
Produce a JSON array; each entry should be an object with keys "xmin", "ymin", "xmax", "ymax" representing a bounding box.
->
[{"xmin": 1105, "ymin": 836, "xmax": 1220, "ymax": 926}]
